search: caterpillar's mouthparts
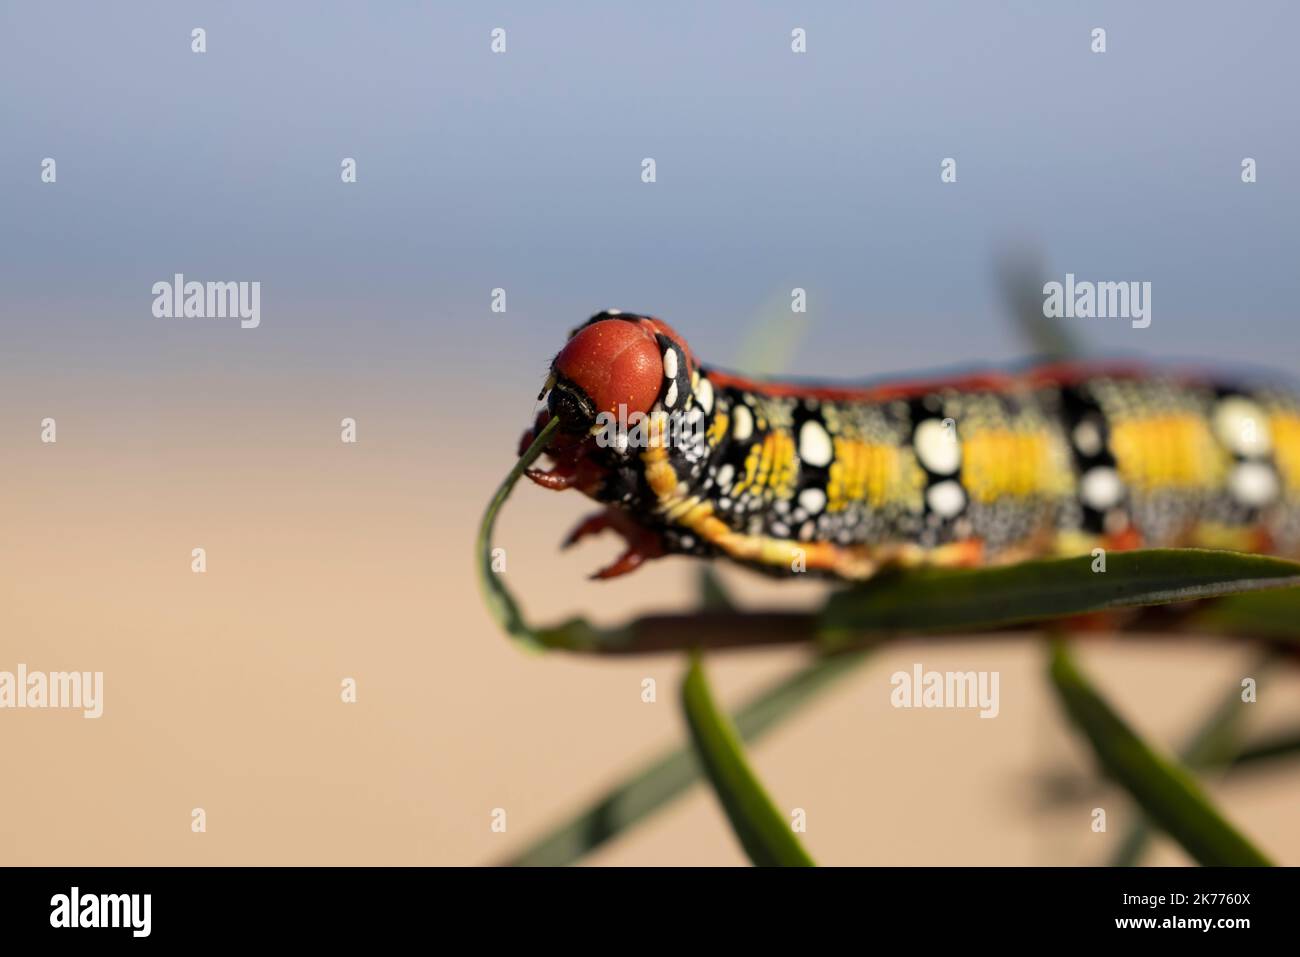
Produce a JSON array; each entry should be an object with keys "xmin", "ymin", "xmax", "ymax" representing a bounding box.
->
[{"xmin": 546, "ymin": 378, "xmax": 598, "ymax": 434}]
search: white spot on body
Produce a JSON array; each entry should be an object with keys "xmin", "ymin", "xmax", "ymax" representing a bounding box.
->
[
  {"xmin": 798, "ymin": 420, "xmax": 833, "ymax": 467},
  {"xmin": 797, "ymin": 487, "xmax": 827, "ymax": 514},
  {"xmin": 732, "ymin": 404, "xmax": 754, "ymax": 441},
  {"xmin": 1230, "ymin": 461, "xmax": 1279, "ymax": 507},
  {"xmin": 1072, "ymin": 420, "xmax": 1104, "ymax": 458},
  {"xmin": 663, "ymin": 347, "xmax": 678, "ymax": 380},
  {"xmin": 1080, "ymin": 466, "xmax": 1124, "ymax": 510},
  {"xmin": 716, "ymin": 464, "xmax": 735, "ymax": 489},
  {"xmin": 925, "ymin": 480, "xmax": 966, "ymax": 518},
  {"xmin": 914, "ymin": 418, "xmax": 962, "ymax": 475},
  {"xmin": 1213, "ymin": 397, "xmax": 1271, "ymax": 456},
  {"xmin": 696, "ymin": 377, "xmax": 714, "ymax": 414},
  {"xmin": 664, "ymin": 380, "xmax": 678, "ymax": 408}
]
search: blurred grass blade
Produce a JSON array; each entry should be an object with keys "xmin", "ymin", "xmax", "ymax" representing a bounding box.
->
[
  {"xmin": 1234, "ymin": 728, "xmax": 1300, "ymax": 767},
  {"xmin": 1189, "ymin": 587, "xmax": 1300, "ymax": 643},
  {"xmin": 819, "ymin": 550, "xmax": 1300, "ymax": 647},
  {"xmin": 681, "ymin": 653, "xmax": 816, "ymax": 867},
  {"xmin": 731, "ymin": 294, "xmax": 811, "ymax": 376},
  {"xmin": 997, "ymin": 249, "xmax": 1084, "ymax": 360},
  {"xmin": 1110, "ymin": 653, "xmax": 1276, "ymax": 866},
  {"xmin": 696, "ymin": 567, "xmax": 736, "ymax": 612},
  {"xmin": 1049, "ymin": 641, "xmax": 1273, "ymax": 867},
  {"xmin": 502, "ymin": 650, "xmax": 867, "ymax": 865}
]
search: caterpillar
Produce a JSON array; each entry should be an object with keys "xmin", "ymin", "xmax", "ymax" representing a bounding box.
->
[{"xmin": 520, "ymin": 310, "xmax": 1300, "ymax": 581}]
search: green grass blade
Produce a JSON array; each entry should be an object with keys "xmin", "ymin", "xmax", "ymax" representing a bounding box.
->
[
  {"xmin": 484, "ymin": 546, "xmax": 1300, "ymax": 657},
  {"xmin": 1109, "ymin": 653, "xmax": 1275, "ymax": 866},
  {"xmin": 475, "ymin": 416, "xmax": 561, "ymax": 650},
  {"xmin": 819, "ymin": 550, "xmax": 1300, "ymax": 647},
  {"xmin": 1048, "ymin": 641, "xmax": 1273, "ymax": 867},
  {"xmin": 501, "ymin": 649, "xmax": 867, "ymax": 865},
  {"xmin": 680, "ymin": 653, "xmax": 816, "ymax": 867}
]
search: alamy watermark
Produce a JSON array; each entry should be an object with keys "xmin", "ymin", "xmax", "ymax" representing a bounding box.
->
[
  {"xmin": 593, "ymin": 404, "xmax": 706, "ymax": 452},
  {"xmin": 50, "ymin": 887, "xmax": 150, "ymax": 937},
  {"xmin": 890, "ymin": 663, "xmax": 1000, "ymax": 718},
  {"xmin": 1043, "ymin": 273, "xmax": 1151, "ymax": 329},
  {"xmin": 152, "ymin": 274, "xmax": 261, "ymax": 329},
  {"xmin": 0, "ymin": 664, "xmax": 103, "ymax": 718}
]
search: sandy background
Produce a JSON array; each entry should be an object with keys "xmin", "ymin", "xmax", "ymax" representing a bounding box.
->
[{"xmin": 2, "ymin": 382, "xmax": 1298, "ymax": 866}]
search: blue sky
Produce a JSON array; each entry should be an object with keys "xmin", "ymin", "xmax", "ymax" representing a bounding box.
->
[{"xmin": 2, "ymin": 1, "xmax": 1296, "ymax": 386}]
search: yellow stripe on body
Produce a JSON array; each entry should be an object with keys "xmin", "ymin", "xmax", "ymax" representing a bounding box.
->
[
  {"xmin": 1188, "ymin": 523, "xmax": 1267, "ymax": 552},
  {"xmin": 1270, "ymin": 412, "xmax": 1300, "ymax": 495},
  {"xmin": 1108, "ymin": 413, "xmax": 1228, "ymax": 491},
  {"xmin": 672, "ymin": 500, "xmax": 877, "ymax": 578},
  {"xmin": 960, "ymin": 428, "xmax": 1071, "ymax": 503},
  {"xmin": 641, "ymin": 412, "xmax": 680, "ymax": 502},
  {"xmin": 730, "ymin": 429, "xmax": 798, "ymax": 500},
  {"xmin": 826, "ymin": 438, "xmax": 925, "ymax": 512},
  {"xmin": 705, "ymin": 411, "xmax": 730, "ymax": 450}
]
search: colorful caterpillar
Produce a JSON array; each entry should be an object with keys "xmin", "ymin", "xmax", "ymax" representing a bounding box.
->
[{"xmin": 520, "ymin": 311, "xmax": 1300, "ymax": 581}]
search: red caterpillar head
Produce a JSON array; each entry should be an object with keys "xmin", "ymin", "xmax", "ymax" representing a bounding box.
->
[{"xmin": 545, "ymin": 311, "xmax": 696, "ymax": 434}]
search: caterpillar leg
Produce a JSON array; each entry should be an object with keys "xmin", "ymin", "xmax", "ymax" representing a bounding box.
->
[
  {"xmin": 526, "ymin": 465, "xmax": 583, "ymax": 490},
  {"xmin": 523, "ymin": 444, "xmax": 606, "ymax": 494},
  {"xmin": 563, "ymin": 508, "xmax": 667, "ymax": 580}
]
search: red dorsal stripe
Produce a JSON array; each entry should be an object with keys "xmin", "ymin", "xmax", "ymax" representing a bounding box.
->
[{"xmin": 702, "ymin": 361, "xmax": 1180, "ymax": 403}]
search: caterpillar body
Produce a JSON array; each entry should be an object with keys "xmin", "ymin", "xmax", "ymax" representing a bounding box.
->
[{"xmin": 523, "ymin": 311, "xmax": 1300, "ymax": 581}]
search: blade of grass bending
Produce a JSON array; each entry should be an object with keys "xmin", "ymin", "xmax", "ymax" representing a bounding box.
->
[
  {"xmin": 1110, "ymin": 652, "xmax": 1277, "ymax": 866},
  {"xmin": 475, "ymin": 416, "xmax": 561, "ymax": 650},
  {"xmin": 502, "ymin": 648, "xmax": 866, "ymax": 866},
  {"xmin": 1048, "ymin": 641, "xmax": 1273, "ymax": 867},
  {"xmin": 681, "ymin": 653, "xmax": 816, "ymax": 867}
]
